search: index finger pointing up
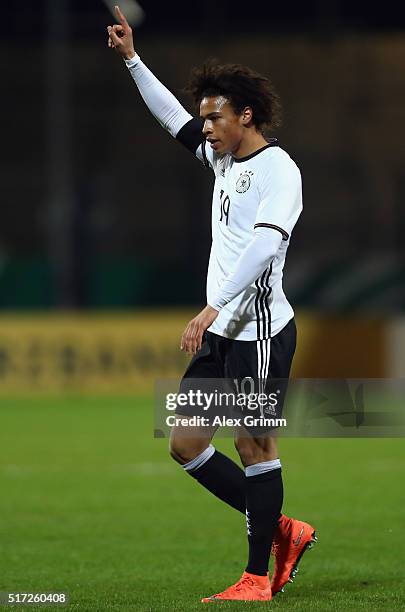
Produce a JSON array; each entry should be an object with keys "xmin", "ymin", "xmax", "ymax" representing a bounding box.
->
[{"xmin": 115, "ymin": 5, "xmax": 128, "ymax": 26}]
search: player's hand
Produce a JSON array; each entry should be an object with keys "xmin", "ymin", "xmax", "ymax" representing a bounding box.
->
[
  {"xmin": 180, "ymin": 305, "xmax": 219, "ymax": 355},
  {"xmin": 107, "ymin": 5, "xmax": 136, "ymax": 60}
]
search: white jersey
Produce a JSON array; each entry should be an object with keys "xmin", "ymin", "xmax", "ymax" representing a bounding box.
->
[
  {"xmin": 196, "ymin": 140, "xmax": 303, "ymax": 341},
  {"xmin": 124, "ymin": 55, "xmax": 303, "ymax": 341}
]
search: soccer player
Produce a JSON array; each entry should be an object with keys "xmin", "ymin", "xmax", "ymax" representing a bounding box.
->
[{"xmin": 107, "ymin": 6, "xmax": 316, "ymax": 602}]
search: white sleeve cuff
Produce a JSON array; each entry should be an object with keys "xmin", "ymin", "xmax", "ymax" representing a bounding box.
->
[{"xmin": 124, "ymin": 53, "xmax": 141, "ymax": 68}]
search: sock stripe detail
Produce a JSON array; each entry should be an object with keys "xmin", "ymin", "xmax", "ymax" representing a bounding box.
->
[
  {"xmin": 245, "ymin": 458, "xmax": 281, "ymax": 477},
  {"xmin": 182, "ymin": 444, "xmax": 215, "ymax": 473}
]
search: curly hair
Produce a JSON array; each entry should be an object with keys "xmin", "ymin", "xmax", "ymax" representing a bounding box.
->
[{"xmin": 184, "ymin": 59, "xmax": 282, "ymax": 134}]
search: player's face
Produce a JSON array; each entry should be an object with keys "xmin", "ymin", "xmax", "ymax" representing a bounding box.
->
[{"xmin": 200, "ymin": 96, "xmax": 250, "ymax": 155}]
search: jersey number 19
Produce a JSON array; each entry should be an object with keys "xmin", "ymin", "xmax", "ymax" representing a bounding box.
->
[{"xmin": 219, "ymin": 190, "xmax": 231, "ymax": 225}]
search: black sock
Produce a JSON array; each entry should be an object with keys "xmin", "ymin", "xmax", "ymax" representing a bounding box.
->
[
  {"xmin": 185, "ymin": 450, "xmax": 283, "ymax": 526},
  {"xmin": 186, "ymin": 450, "xmax": 246, "ymax": 513},
  {"xmin": 245, "ymin": 468, "xmax": 283, "ymax": 576}
]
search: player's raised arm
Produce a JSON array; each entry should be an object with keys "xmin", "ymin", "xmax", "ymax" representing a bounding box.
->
[{"xmin": 107, "ymin": 6, "xmax": 207, "ymax": 160}]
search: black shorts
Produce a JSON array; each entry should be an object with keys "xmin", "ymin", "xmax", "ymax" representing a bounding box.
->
[{"xmin": 176, "ymin": 318, "xmax": 297, "ymax": 434}]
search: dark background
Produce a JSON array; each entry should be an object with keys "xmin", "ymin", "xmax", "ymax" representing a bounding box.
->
[
  {"xmin": 3, "ymin": 0, "xmax": 405, "ymax": 310},
  {"xmin": 10, "ymin": 1, "xmax": 405, "ymax": 37}
]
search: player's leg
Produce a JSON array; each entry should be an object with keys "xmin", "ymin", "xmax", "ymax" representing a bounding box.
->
[
  {"xmin": 201, "ymin": 334, "xmax": 282, "ymax": 601},
  {"xmin": 227, "ymin": 331, "xmax": 287, "ymax": 579},
  {"xmin": 260, "ymin": 318, "xmax": 317, "ymax": 595},
  {"xmin": 200, "ymin": 431, "xmax": 279, "ymax": 602},
  {"xmin": 202, "ymin": 318, "xmax": 298, "ymax": 601},
  {"xmin": 170, "ymin": 420, "xmax": 249, "ymax": 512},
  {"xmin": 169, "ymin": 332, "xmax": 247, "ymax": 512},
  {"xmin": 235, "ymin": 430, "xmax": 283, "ymax": 577}
]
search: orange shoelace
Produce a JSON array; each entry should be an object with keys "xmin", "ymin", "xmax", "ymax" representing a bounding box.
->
[{"xmin": 234, "ymin": 575, "xmax": 256, "ymax": 591}]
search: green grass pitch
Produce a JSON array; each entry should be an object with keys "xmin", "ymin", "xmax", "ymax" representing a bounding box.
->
[{"xmin": 0, "ymin": 396, "xmax": 404, "ymax": 611}]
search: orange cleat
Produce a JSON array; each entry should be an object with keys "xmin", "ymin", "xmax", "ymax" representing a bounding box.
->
[
  {"xmin": 201, "ymin": 571, "xmax": 272, "ymax": 602},
  {"xmin": 270, "ymin": 514, "xmax": 317, "ymax": 595}
]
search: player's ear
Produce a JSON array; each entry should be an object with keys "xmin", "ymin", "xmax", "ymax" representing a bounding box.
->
[{"xmin": 241, "ymin": 106, "xmax": 253, "ymax": 126}]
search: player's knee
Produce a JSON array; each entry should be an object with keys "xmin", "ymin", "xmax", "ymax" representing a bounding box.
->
[
  {"xmin": 235, "ymin": 434, "xmax": 278, "ymax": 466},
  {"xmin": 235, "ymin": 436, "xmax": 270, "ymax": 466},
  {"xmin": 169, "ymin": 436, "xmax": 208, "ymax": 466},
  {"xmin": 234, "ymin": 436, "xmax": 257, "ymax": 466}
]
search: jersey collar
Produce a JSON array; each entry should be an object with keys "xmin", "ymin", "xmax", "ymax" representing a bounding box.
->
[{"xmin": 233, "ymin": 138, "xmax": 279, "ymax": 163}]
